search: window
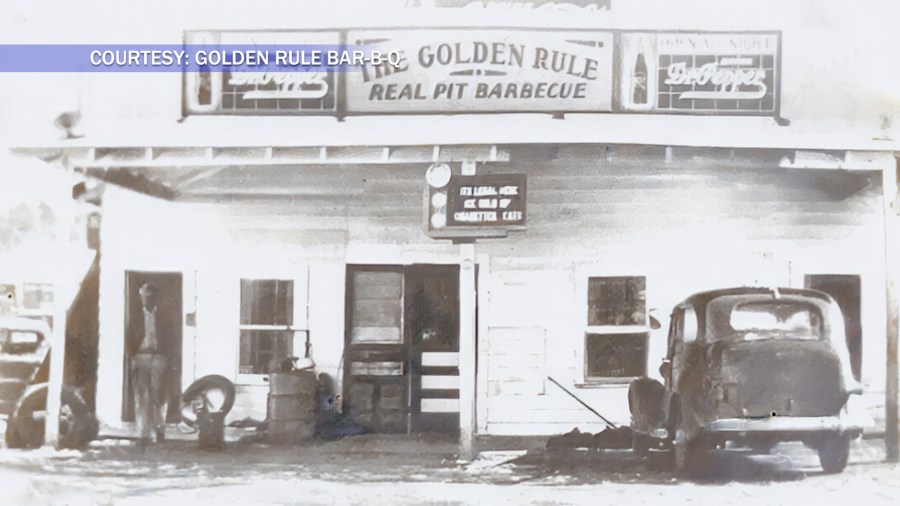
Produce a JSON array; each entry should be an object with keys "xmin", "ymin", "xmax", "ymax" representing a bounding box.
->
[
  {"xmin": 22, "ymin": 283, "xmax": 54, "ymax": 312},
  {"xmin": 709, "ymin": 297, "xmax": 824, "ymax": 342},
  {"xmin": 584, "ymin": 276, "xmax": 648, "ymax": 380},
  {"xmin": 239, "ymin": 279, "xmax": 295, "ymax": 375}
]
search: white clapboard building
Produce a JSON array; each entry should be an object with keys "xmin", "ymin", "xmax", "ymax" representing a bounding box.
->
[{"xmin": 1, "ymin": 0, "xmax": 899, "ymax": 453}]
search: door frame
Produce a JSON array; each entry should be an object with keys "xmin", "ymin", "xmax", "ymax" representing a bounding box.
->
[
  {"xmin": 121, "ymin": 270, "xmax": 184, "ymax": 423},
  {"xmin": 804, "ymin": 273, "xmax": 863, "ymax": 381}
]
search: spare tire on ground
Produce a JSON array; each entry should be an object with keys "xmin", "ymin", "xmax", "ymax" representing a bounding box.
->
[{"xmin": 180, "ymin": 375, "xmax": 236, "ymax": 427}]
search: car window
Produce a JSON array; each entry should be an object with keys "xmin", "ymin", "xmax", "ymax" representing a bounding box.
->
[
  {"xmin": 708, "ymin": 297, "xmax": 824, "ymax": 342},
  {"xmin": 683, "ymin": 305, "xmax": 698, "ymax": 343}
]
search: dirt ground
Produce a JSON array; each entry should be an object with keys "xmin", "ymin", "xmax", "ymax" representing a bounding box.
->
[{"xmin": 0, "ymin": 434, "xmax": 898, "ymax": 505}]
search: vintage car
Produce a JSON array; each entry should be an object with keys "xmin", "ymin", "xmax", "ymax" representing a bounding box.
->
[
  {"xmin": 629, "ymin": 287, "xmax": 869, "ymax": 474},
  {"xmin": 1, "ymin": 317, "xmax": 99, "ymax": 449}
]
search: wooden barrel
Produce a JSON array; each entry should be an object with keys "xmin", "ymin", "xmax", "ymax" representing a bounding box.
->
[
  {"xmin": 267, "ymin": 371, "xmax": 317, "ymax": 445},
  {"xmin": 269, "ymin": 371, "xmax": 318, "ymax": 396},
  {"xmin": 267, "ymin": 419, "xmax": 316, "ymax": 445}
]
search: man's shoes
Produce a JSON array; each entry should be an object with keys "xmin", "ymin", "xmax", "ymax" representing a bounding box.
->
[{"xmin": 156, "ymin": 427, "xmax": 166, "ymax": 442}]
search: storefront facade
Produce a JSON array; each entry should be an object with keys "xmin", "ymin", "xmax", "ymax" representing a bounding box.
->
[
  {"xmin": 88, "ymin": 146, "xmax": 889, "ymax": 437},
  {"xmin": 3, "ymin": 1, "xmax": 898, "ymax": 446}
]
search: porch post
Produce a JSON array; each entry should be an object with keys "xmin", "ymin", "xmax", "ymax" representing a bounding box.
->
[
  {"xmin": 884, "ymin": 159, "xmax": 899, "ymax": 462},
  {"xmin": 458, "ymin": 160, "xmax": 478, "ymax": 460},
  {"xmin": 44, "ymin": 284, "xmax": 68, "ymax": 447}
]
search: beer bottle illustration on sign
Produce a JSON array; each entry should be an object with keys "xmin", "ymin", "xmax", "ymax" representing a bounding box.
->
[{"xmin": 631, "ymin": 45, "xmax": 649, "ymax": 106}]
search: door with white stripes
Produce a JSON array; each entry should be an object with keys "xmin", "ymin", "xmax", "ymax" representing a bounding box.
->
[{"xmin": 406, "ymin": 264, "xmax": 460, "ymax": 434}]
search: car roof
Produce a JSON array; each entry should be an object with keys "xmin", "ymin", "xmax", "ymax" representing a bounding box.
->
[
  {"xmin": 679, "ymin": 286, "xmax": 833, "ymax": 310},
  {"xmin": 675, "ymin": 287, "xmax": 838, "ymax": 342}
]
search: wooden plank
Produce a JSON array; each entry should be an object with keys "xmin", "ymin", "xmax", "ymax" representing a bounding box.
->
[
  {"xmin": 353, "ymin": 271, "xmax": 403, "ymax": 288},
  {"xmin": 884, "ymin": 160, "xmax": 900, "ymax": 462},
  {"xmin": 352, "ymin": 283, "xmax": 402, "ymax": 300},
  {"xmin": 419, "ymin": 389, "xmax": 460, "ymax": 399},
  {"xmin": 348, "ymin": 348, "xmax": 407, "ymax": 362},
  {"xmin": 487, "ymin": 380, "xmax": 545, "ymax": 396},
  {"xmin": 484, "ymin": 422, "xmax": 615, "ymax": 436},
  {"xmin": 459, "ymin": 240, "xmax": 477, "ymax": 460},
  {"xmin": 422, "ymin": 398, "xmax": 460, "ymax": 413},
  {"xmin": 421, "ymin": 375, "xmax": 459, "ymax": 390},
  {"xmin": 350, "ymin": 326, "xmax": 401, "ymax": 344},
  {"xmin": 421, "ymin": 352, "xmax": 459, "ymax": 367},
  {"xmin": 486, "ymin": 327, "xmax": 547, "ymax": 350},
  {"xmin": 487, "ymin": 366, "xmax": 546, "ymax": 383},
  {"xmin": 349, "ymin": 361, "xmax": 403, "ymax": 376},
  {"xmin": 485, "ymin": 390, "xmax": 630, "ymax": 411},
  {"xmin": 420, "ymin": 366, "xmax": 460, "ymax": 376},
  {"xmin": 486, "ymin": 408, "xmax": 623, "ymax": 424}
]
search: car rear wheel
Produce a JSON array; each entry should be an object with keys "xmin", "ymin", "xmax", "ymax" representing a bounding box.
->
[
  {"xmin": 676, "ymin": 436, "xmax": 716, "ymax": 477},
  {"xmin": 818, "ymin": 435, "xmax": 850, "ymax": 474}
]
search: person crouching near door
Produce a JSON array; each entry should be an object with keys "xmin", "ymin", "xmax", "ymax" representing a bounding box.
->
[{"xmin": 130, "ymin": 282, "xmax": 169, "ymax": 445}]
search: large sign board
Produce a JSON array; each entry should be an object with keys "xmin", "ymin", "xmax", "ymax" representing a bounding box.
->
[
  {"xmin": 181, "ymin": 29, "xmax": 781, "ymax": 118},
  {"xmin": 617, "ymin": 32, "xmax": 780, "ymax": 115},
  {"xmin": 345, "ymin": 29, "xmax": 614, "ymax": 113},
  {"xmin": 183, "ymin": 31, "xmax": 340, "ymax": 115}
]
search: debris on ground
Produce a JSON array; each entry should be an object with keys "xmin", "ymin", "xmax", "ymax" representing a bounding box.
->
[{"xmin": 545, "ymin": 426, "xmax": 633, "ymax": 452}]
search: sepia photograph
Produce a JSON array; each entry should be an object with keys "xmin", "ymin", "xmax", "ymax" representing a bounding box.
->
[{"xmin": 0, "ymin": 0, "xmax": 899, "ymax": 504}]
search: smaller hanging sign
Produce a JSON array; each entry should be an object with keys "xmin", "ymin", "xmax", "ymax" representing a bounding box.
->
[{"xmin": 445, "ymin": 173, "xmax": 527, "ymax": 228}]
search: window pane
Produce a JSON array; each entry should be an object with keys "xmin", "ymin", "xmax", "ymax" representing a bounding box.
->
[
  {"xmin": 587, "ymin": 276, "xmax": 646, "ymax": 326},
  {"xmin": 239, "ymin": 329, "xmax": 293, "ymax": 374},
  {"xmin": 22, "ymin": 283, "xmax": 54, "ymax": 311},
  {"xmin": 350, "ymin": 270, "xmax": 403, "ymax": 344},
  {"xmin": 240, "ymin": 279, "xmax": 293, "ymax": 325},
  {"xmin": 586, "ymin": 333, "xmax": 648, "ymax": 378}
]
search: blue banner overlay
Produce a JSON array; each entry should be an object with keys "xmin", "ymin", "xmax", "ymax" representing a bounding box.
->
[{"xmin": 0, "ymin": 45, "xmax": 393, "ymax": 72}]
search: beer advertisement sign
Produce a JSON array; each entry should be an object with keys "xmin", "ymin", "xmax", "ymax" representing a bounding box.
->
[
  {"xmin": 345, "ymin": 29, "xmax": 614, "ymax": 113},
  {"xmin": 183, "ymin": 31, "xmax": 340, "ymax": 115},
  {"xmin": 617, "ymin": 32, "xmax": 780, "ymax": 116}
]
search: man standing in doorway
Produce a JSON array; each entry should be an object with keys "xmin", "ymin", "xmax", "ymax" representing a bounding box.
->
[{"xmin": 130, "ymin": 283, "xmax": 168, "ymax": 443}]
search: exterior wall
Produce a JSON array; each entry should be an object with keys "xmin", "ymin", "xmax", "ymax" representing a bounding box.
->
[
  {"xmin": 476, "ymin": 152, "xmax": 886, "ymax": 434},
  {"xmin": 95, "ymin": 153, "xmax": 888, "ymax": 435},
  {"xmin": 96, "ymin": 170, "xmax": 460, "ymax": 424}
]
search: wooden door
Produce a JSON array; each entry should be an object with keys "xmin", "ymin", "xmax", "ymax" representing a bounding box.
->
[
  {"xmin": 406, "ymin": 265, "xmax": 460, "ymax": 434},
  {"xmin": 344, "ymin": 266, "xmax": 409, "ymax": 433},
  {"xmin": 805, "ymin": 274, "xmax": 862, "ymax": 381}
]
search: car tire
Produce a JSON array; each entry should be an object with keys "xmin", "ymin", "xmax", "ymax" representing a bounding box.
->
[
  {"xmin": 628, "ymin": 378, "xmax": 666, "ymax": 434},
  {"xmin": 4, "ymin": 384, "xmax": 96, "ymax": 450},
  {"xmin": 180, "ymin": 375, "xmax": 236, "ymax": 427},
  {"xmin": 631, "ymin": 431, "xmax": 653, "ymax": 456},
  {"xmin": 678, "ymin": 438, "xmax": 715, "ymax": 478},
  {"xmin": 4, "ymin": 384, "xmax": 48, "ymax": 449},
  {"xmin": 818, "ymin": 435, "xmax": 850, "ymax": 474}
]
